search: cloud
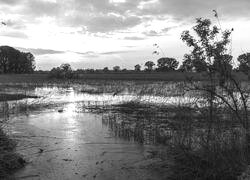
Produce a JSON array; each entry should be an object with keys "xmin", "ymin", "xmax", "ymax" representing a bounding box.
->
[
  {"xmin": 1, "ymin": 0, "xmax": 250, "ymax": 34},
  {"xmin": 75, "ymin": 50, "xmax": 136, "ymax": 56},
  {"xmin": 14, "ymin": 48, "xmax": 135, "ymax": 58},
  {"xmin": 123, "ymin": 36, "xmax": 146, "ymax": 40},
  {"xmin": 143, "ymin": 30, "xmax": 161, "ymax": 36},
  {"xmin": 0, "ymin": 30, "xmax": 28, "ymax": 39},
  {"xmin": 66, "ymin": 14, "xmax": 142, "ymax": 33},
  {"xmin": 16, "ymin": 47, "xmax": 65, "ymax": 55},
  {"xmin": 0, "ymin": 0, "xmax": 21, "ymax": 5},
  {"xmin": 83, "ymin": 15, "xmax": 142, "ymax": 33},
  {"xmin": 140, "ymin": 0, "xmax": 250, "ymax": 20},
  {"xmin": 5, "ymin": 20, "xmax": 26, "ymax": 30},
  {"xmin": 161, "ymin": 26, "xmax": 178, "ymax": 32},
  {"xmin": 22, "ymin": 0, "xmax": 60, "ymax": 17},
  {"xmin": 142, "ymin": 25, "xmax": 178, "ymax": 37},
  {"xmin": 73, "ymin": 51, "xmax": 99, "ymax": 58}
]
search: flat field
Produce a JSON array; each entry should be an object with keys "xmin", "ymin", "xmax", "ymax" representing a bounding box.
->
[{"xmin": 0, "ymin": 71, "xmax": 248, "ymax": 84}]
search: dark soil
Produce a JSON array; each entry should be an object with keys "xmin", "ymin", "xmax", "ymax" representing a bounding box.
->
[{"xmin": 0, "ymin": 93, "xmax": 39, "ymax": 102}]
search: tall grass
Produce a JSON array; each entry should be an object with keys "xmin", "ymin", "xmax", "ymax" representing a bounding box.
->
[{"xmin": 100, "ymin": 94, "xmax": 249, "ymax": 179}]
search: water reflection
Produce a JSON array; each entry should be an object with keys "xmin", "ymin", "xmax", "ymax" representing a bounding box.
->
[
  {"xmin": 0, "ymin": 85, "xmax": 202, "ymax": 107},
  {"xmin": 0, "ymin": 84, "xmax": 244, "ymax": 148}
]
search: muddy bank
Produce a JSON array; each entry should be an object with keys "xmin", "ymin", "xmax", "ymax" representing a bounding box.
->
[
  {"xmin": 0, "ymin": 93, "xmax": 39, "ymax": 102},
  {"xmin": 0, "ymin": 128, "xmax": 26, "ymax": 179},
  {"xmin": 8, "ymin": 105, "xmax": 170, "ymax": 180}
]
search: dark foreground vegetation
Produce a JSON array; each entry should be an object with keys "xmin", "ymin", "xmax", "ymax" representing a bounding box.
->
[
  {"xmin": 0, "ymin": 129, "xmax": 25, "ymax": 178},
  {"xmin": 0, "ymin": 94, "xmax": 39, "ymax": 102},
  {"xmin": 99, "ymin": 101, "xmax": 247, "ymax": 179}
]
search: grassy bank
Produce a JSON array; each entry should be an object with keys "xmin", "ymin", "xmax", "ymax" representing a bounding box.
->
[
  {"xmin": 0, "ymin": 94, "xmax": 39, "ymax": 102},
  {"xmin": 0, "ymin": 72, "xmax": 247, "ymax": 83}
]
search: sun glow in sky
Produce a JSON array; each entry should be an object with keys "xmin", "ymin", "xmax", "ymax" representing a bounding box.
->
[{"xmin": 0, "ymin": 0, "xmax": 250, "ymax": 70}]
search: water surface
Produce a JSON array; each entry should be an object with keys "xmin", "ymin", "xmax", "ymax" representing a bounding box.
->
[{"xmin": 1, "ymin": 85, "xmax": 171, "ymax": 180}]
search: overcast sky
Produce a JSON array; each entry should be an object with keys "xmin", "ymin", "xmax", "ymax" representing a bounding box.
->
[{"xmin": 0, "ymin": 0, "xmax": 250, "ymax": 70}]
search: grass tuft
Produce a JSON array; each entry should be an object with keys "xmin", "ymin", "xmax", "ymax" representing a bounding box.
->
[{"xmin": 0, "ymin": 129, "xmax": 26, "ymax": 178}]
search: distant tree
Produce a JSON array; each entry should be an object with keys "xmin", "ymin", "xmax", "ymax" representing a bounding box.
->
[
  {"xmin": 103, "ymin": 67, "xmax": 109, "ymax": 72},
  {"xmin": 0, "ymin": 46, "xmax": 35, "ymax": 73},
  {"xmin": 76, "ymin": 69, "xmax": 85, "ymax": 74},
  {"xmin": 24, "ymin": 52, "xmax": 36, "ymax": 73},
  {"xmin": 113, "ymin": 66, "xmax": 120, "ymax": 72},
  {"xmin": 237, "ymin": 53, "xmax": 250, "ymax": 74},
  {"xmin": 60, "ymin": 63, "xmax": 72, "ymax": 72},
  {"xmin": 144, "ymin": 61, "xmax": 155, "ymax": 71},
  {"xmin": 60, "ymin": 63, "xmax": 73, "ymax": 78},
  {"xmin": 86, "ymin": 69, "xmax": 95, "ymax": 73},
  {"xmin": 134, "ymin": 64, "xmax": 141, "ymax": 71},
  {"xmin": 156, "ymin": 57, "xmax": 179, "ymax": 71},
  {"xmin": 49, "ymin": 63, "xmax": 73, "ymax": 79},
  {"xmin": 49, "ymin": 67, "xmax": 62, "ymax": 78},
  {"xmin": 122, "ymin": 68, "xmax": 127, "ymax": 72}
]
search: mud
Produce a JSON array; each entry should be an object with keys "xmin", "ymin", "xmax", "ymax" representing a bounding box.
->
[{"xmin": 8, "ymin": 103, "xmax": 168, "ymax": 180}]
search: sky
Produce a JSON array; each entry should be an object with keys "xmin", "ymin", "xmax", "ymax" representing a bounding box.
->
[{"xmin": 0, "ymin": 0, "xmax": 250, "ymax": 70}]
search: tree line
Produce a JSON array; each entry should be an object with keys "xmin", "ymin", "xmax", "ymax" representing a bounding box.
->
[
  {"xmin": 0, "ymin": 46, "xmax": 35, "ymax": 73},
  {"xmin": 133, "ymin": 52, "xmax": 250, "ymax": 73},
  {"xmin": 49, "ymin": 52, "xmax": 250, "ymax": 78}
]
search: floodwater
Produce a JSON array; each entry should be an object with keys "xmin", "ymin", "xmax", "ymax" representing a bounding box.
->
[
  {"xmin": 0, "ymin": 84, "xmax": 245, "ymax": 179},
  {"xmin": 0, "ymin": 85, "xmax": 173, "ymax": 180}
]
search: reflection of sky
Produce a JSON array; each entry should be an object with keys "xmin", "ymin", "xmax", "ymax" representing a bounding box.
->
[
  {"xmin": 4, "ymin": 85, "xmax": 244, "ymax": 111},
  {"xmin": 22, "ymin": 101, "xmax": 80, "ymax": 143},
  {"xmin": 22, "ymin": 87, "xmax": 200, "ymax": 107}
]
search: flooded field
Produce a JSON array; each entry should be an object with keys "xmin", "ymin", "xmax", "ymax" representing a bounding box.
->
[
  {"xmin": 0, "ymin": 82, "xmax": 183, "ymax": 180},
  {"xmin": 0, "ymin": 81, "xmax": 247, "ymax": 179}
]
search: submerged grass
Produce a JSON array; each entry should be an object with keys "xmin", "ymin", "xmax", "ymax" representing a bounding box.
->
[{"xmin": 100, "ymin": 99, "xmax": 250, "ymax": 180}]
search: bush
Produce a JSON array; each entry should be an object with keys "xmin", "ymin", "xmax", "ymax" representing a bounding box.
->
[{"xmin": 49, "ymin": 64, "xmax": 75, "ymax": 79}]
